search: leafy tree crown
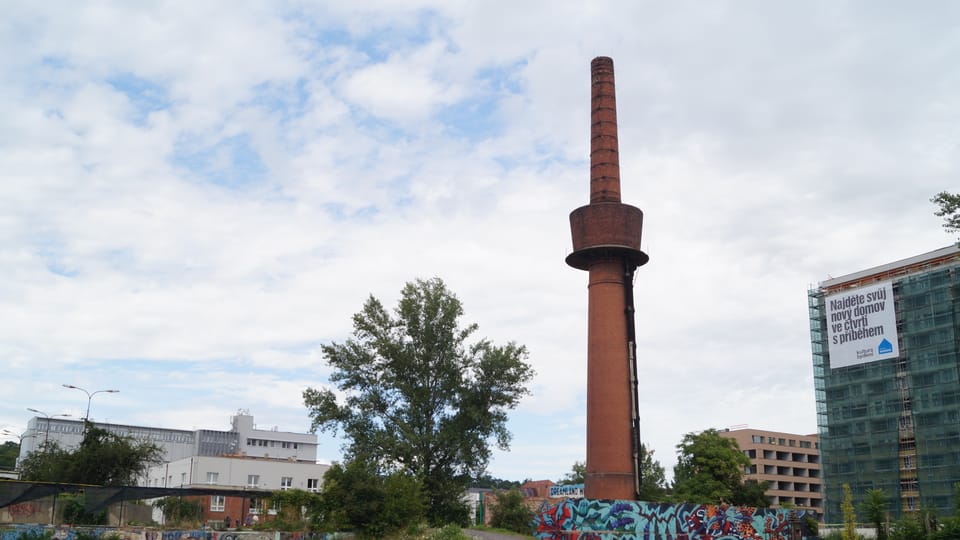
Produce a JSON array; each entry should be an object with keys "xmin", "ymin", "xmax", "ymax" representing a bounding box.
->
[{"xmin": 303, "ymin": 277, "xmax": 534, "ymax": 525}]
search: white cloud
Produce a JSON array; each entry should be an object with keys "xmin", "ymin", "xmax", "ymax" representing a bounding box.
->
[{"xmin": 1, "ymin": 0, "xmax": 958, "ymax": 485}]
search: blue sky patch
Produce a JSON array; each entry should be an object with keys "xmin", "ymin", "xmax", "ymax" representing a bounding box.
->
[
  {"xmin": 172, "ymin": 134, "xmax": 268, "ymax": 189},
  {"xmin": 106, "ymin": 72, "xmax": 172, "ymax": 125}
]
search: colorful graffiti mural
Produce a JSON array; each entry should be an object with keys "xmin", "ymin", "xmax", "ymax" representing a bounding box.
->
[
  {"xmin": 533, "ymin": 499, "xmax": 810, "ymax": 540},
  {"xmin": 0, "ymin": 527, "xmax": 333, "ymax": 540}
]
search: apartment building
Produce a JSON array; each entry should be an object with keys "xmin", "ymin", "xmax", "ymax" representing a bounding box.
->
[{"xmin": 720, "ymin": 427, "xmax": 822, "ymax": 520}]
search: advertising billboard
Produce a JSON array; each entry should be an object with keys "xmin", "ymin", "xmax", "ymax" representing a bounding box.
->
[{"xmin": 825, "ymin": 281, "xmax": 899, "ymax": 369}]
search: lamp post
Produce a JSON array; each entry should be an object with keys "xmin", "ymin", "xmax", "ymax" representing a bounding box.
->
[
  {"xmin": 62, "ymin": 384, "xmax": 119, "ymax": 423},
  {"xmin": 26, "ymin": 408, "xmax": 72, "ymax": 446}
]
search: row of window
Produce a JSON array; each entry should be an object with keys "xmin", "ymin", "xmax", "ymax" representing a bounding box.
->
[
  {"xmin": 205, "ymin": 472, "xmax": 319, "ymax": 492},
  {"xmin": 748, "ymin": 435, "xmax": 816, "ymax": 448},
  {"xmin": 209, "ymin": 495, "xmax": 286, "ymax": 513},
  {"xmin": 246, "ymin": 438, "xmax": 299, "ymax": 449},
  {"xmin": 745, "ymin": 464, "xmax": 822, "ymax": 478},
  {"xmin": 40, "ymin": 422, "xmax": 195, "ymax": 443},
  {"xmin": 744, "ymin": 449, "xmax": 821, "ymax": 464}
]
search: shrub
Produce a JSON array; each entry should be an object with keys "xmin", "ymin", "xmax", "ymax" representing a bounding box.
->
[
  {"xmin": 890, "ymin": 514, "xmax": 927, "ymax": 540},
  {"xmin": 428, "ymin": 524, "xmax": 469, "ymax": 540},
  {"xmin": 316, "ymin": 460, "xmax": 426, "ymax": 539},
  {"xmin": 61, "ymin": 494, "xmax": 107, "ymax": 525},
  {"xmin": 490, "ymin": 490, "xmax": 533, "ymax": 535}
]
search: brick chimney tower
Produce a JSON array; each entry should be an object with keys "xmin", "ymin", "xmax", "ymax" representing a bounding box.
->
[{"xmin": 566, "ymin": 56, "xmax": 648, "ymax": 500}]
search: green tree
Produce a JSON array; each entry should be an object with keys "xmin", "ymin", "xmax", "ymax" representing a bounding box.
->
[
  {"xmin": 314, "ymin": 459, "xmax": 425, "ymax": 538},
  {"xmin": 861, "ymin": 488, "xmax": 889, "ymax": 540},
  {"xmin": 732, "ymin": 480, "xmax": 771, "ymax": 507},
  {"xmin": 0, "ymin": 441, "xmax": 20, "ymax": 470},
  {"xmin": 558, "ymin": 461, "xmax": 585, "ymax": 484},
  {"xmin": 490, "ymin": 490, "xmax": 533, "ymax": 534},
  {"xmin": 931, "ymin": 191, "xmax": 960, "ymax": 235},
  {"xmin": 671, "ymin": 429, "xmax": 751, "ymax": 504},
  {"xmin": 639, "ymin": 444, "xmax": 668, "ymax": 501},
  {"xmin": 303, "ymin": 278, "xmax": 535, "ymax": 526},
  {"xmin": 19, "ymin": 424, "xmax": 162, "ymax": 485},
  {"xmin": 471, "ymin": 474, "xmax": 520, "ymax": 490},
  {"xmin": 841, "ymin": 483, "xmax": 857, "ymax": 540}
]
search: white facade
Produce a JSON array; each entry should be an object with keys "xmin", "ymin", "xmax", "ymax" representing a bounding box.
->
[
  {"xmin": 18, "ymin": 410, "xmax": 319, "ymax": 467},
  {"xmin": 144, "ymin": 455, "xmax": 329, "ymax": 492},
  {"xmin": 19, "ymin": 417, "xmax": 196, "ymax": 464},
  {"xmin": 231, "ymin": 413, "xmax": 317, "ymax": 462}
]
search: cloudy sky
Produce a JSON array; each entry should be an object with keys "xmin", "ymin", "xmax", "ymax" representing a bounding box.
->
[{"xmin": 2, "ymin": 1, "xmax": 957, "ymax": 483}]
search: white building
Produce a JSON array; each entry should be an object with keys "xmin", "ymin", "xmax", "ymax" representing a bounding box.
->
[
  {"xmin": 18, "ymin": 410, "xmax": 320, "ymax": 466},
  {"xmin": 144, "ymin": 455, "xmax": 328, "ymax": 492}
]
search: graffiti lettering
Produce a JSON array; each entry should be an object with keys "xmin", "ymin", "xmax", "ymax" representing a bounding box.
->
[
  {"xmin": 8, "ymin": 502, "xmax": 41, "ymax": 517},
  {"xmin": 533, "ymin": 499, "xmax": 812, "ymax": 540}
]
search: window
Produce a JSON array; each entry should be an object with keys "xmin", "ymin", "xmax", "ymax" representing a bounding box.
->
[
  {"xmin": 281, "ymin": 477, "xmax": 293, "ymax": 490},
  {"xmin": 181, "ymin": 472, "xmax": 186, "ymax": 485},
  {"xmin": 751, "ymin": 435, "xmax": 763, "ymax": 443},
  {"xmin": 248, "ymin": 474, "xmax": 260, "ymax": 487},
  {"xmin": 206, "ymin": 472, "xmax": 219, "ymax": 484},
  {"xmin": 211, "ymin": 495, "xmax": 225, "ymax": 512},
  {"xmin": 307, "ymin": 478, "xmax": 320, "ymax": 492},
  {"xmin": 778, "ymin": 438, "xmax": 786, "ymax": 445}
]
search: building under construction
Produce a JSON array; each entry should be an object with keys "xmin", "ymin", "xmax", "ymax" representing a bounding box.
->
[{"xmin": 809, "ymin": 244, "xmax": 960, "ymax": 522}]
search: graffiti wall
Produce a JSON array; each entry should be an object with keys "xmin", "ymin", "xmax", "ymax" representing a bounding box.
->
[
  {"xmin": 533, "ymin": 499, "xmax": 811, "ymax": 540},
  {"xmin": 0, "ymin": 527, "xmax": 332, "ymax": 540}
]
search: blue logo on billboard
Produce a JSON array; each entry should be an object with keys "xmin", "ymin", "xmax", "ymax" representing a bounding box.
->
[{"xmin": 878, "ymin": 339, "xmax": 893, "ymax": 355}]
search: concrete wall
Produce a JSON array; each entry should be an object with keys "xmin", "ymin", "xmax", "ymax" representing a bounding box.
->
[{"xmin": 0, "ymin": 499, "xmax": 152, "ymax": 526}]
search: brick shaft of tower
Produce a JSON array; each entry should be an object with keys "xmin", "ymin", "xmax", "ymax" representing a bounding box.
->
[
  {"xmin": 590, "ymin": 56, "xmax": 621, "ymax": 204},
  {"xmin": 566, "ymin": 56, "xmax": 649, "ymax": 501}
]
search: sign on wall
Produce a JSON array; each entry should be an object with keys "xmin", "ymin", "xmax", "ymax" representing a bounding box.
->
[
  {"xmin": 825, "ymin": 281, "xmax": 899, "ymax": 369},
  {"xmin": 550, "ymin": 484, "xmax": 585, "ymax": 498}
]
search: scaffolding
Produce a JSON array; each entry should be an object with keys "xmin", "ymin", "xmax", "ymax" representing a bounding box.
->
[{"xmin": 809, "ymin": 247, "xmax": 960, "ymax": 523}]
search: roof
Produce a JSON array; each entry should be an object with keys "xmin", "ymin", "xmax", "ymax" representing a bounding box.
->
[
  {"xmin": 0, "ymin": 479, "xmax": 272, "ymax": 512},
  {"xmin": 820, "ymin": 243, "xmax": 960, "ymax": 291}
]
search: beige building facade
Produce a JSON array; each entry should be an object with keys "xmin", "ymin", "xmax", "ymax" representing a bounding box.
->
[{"xmin": 719, "ymin": 427, "xmax": 822, "ymax": 520}]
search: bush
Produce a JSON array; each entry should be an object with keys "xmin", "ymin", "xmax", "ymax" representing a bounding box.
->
[
  {"xmin": 316, "ymin": 460, "xmax": 426, "ymax": 539},
  {"xmin": 61, "ymin": 494, "xmax": 107, "ymax": 525},
  {"xmin": 428, "ymin": 524, "xmax": 469, "ymax": 540},
  {"xmin": 890, "ymin": 515, "xmax": 928, "ymax": 540},
  {"xmin": 931, "ymin": 517, "xmax": 960, "ymax": 540},
  {"xmin": 490, "ymin": 490, "xmax": 533, "ymax": 535}
]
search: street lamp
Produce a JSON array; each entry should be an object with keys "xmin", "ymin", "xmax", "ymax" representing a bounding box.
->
[
  {"xmin": 26, "ymin": 408, "xmax": 72, "ymax": 446},
  {"xmin": 62, "ymin": 384, "xmax": 119, "ymax": 423}
]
